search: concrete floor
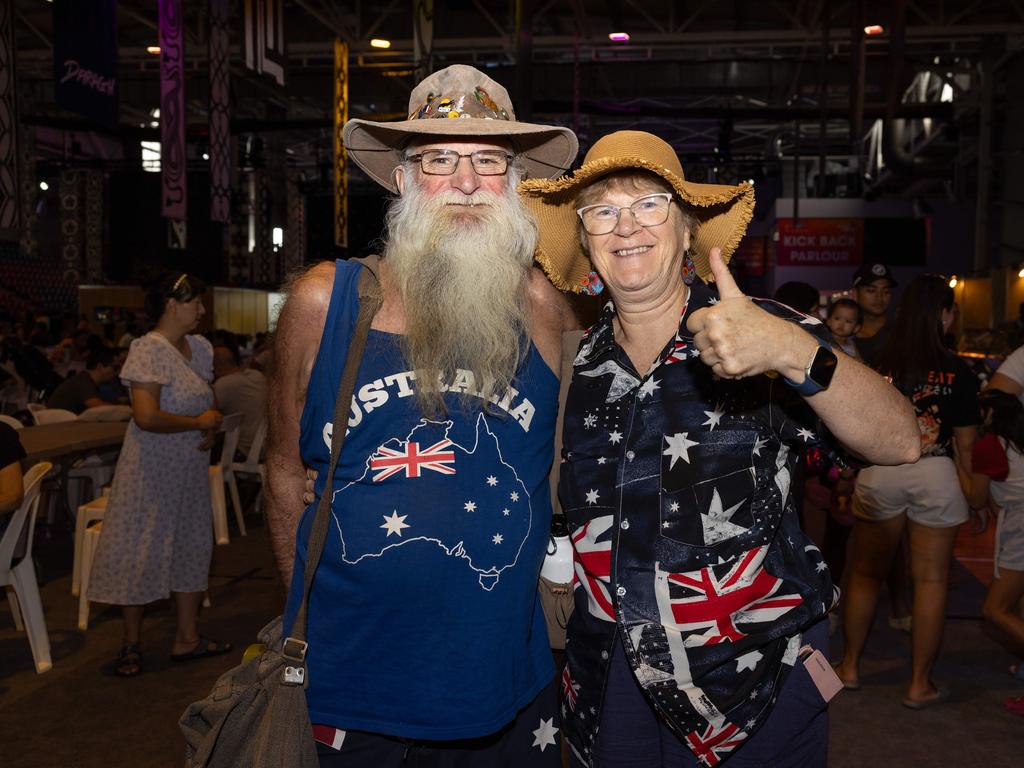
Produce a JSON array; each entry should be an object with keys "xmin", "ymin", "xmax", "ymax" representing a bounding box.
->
[{"xmin": 1, "ymin": 506, "xmax": 1022, "ymax": 767}]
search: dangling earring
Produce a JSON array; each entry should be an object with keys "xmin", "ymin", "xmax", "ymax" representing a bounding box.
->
[
  {"xmin": 580, "ymin": 271, "xmax": 604, "ymax": 296},
  {"xmin": 681, "ymin": 249, "xmax": 696, "ymax": 285}
]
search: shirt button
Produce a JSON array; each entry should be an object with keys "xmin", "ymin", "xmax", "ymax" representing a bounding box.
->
[
  {"xmin": 616, "ymin": 586, "xmax": 626, "ymax": 597},
  {"xmin": 626, "ymin": 450, "xmax": 635, "ymax": 460},
  {"xmin": 600, "ymin": 650, "xmax": 609, "ymax": 660},
  {"xmin": 620, "ymin": 519, "xmax": 630, "ymax": 530}
]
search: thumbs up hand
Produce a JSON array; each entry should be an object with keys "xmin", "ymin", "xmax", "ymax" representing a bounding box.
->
[{"xmin": 686, "ymin": 248, "xmax": 816, "ymax": 380}]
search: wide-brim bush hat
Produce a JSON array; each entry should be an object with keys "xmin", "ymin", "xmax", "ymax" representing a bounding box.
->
[
  {"xmin": 342, "ymin": 64, "xmax": 579, "ymax": 194},
  {"xmin": 519, "ymin": 130, "xmax": 755, "ymax": 293}
]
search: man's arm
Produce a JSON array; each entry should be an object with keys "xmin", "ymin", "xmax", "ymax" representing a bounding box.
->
[
  {"xmin": 265, "ymin": 261, "xmax": 335, "ymax": 586},
  {"xmin": 688, "ymin": 249, "xmax": 921, "ymax": 466},
  {"xmin": 526, "ymin": 266, "xmax": 582, "ymax": 378}
]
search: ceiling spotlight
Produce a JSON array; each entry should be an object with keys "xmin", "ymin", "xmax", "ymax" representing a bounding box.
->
[
  {"xmin": 949, "ymin": 276, "xmax": 958, "ymax": 288},
  {"xmin": 608, "ymin": 32, "xmax": 630, "ymax": 42},
  {"xmin": 370, "ymin": 38, "xmax": 391, "ymax": 49},
  {"xmin": 202, "ymin": 152, "xmax": 210, "ymax": 160},
  {"xmin": 863, "ymin": 25, "xmax": 884, "ymax": 35},
  {"xmin": 146, "ymin": 45, "xmax": 161, "ymax": 55},
  {"xmin": 38, "ymin": 181, "xmax": 49, "ymax": 191}
]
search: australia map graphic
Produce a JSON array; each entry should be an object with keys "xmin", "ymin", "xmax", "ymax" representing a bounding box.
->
[{"xmin": 330, "ymin": 413, "xmax": 533, "ymax": 591}]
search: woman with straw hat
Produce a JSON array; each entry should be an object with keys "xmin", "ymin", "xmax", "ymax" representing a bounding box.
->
[{"xmin": 520, "ymin": 130, "xmax": 919, "ymax": 767}]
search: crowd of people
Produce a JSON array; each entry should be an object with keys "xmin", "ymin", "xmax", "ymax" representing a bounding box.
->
[{"xmin": 3, "ymin": 62, "xmax": 1024, "ymax": 767}]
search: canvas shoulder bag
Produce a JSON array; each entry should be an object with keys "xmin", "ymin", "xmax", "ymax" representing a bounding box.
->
[{"xmin": 180, "ymin": 259, "xmax": 382, "ymax": 768}]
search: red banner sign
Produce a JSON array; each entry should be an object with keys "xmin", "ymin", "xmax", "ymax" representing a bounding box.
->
[
  {"xmin": 775, "ymin": 218, "xmax": 863, "ymax": 266},
  {"xmin": 732, "ymin": 236, "xmax": 766, "ymax": 277}
]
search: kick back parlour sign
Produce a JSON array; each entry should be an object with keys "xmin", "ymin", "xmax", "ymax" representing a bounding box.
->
[
  {"xmin": 774, "ymin": 218, "xmax": 864, "ymax": 267},
  {"xmin": 52, "ymin": 0, "xmax": 119, "ymax": 129}
]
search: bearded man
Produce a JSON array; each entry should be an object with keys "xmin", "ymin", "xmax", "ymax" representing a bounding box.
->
[{"xmin": 265, "ymin": 66, "xmax": 579, "ymax": 767}]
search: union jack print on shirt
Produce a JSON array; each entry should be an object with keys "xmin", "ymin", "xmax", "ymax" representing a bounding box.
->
[
  {"xmin": 370, "ymin": 438, "xmax": 457, "ymax": 482},
  {"xmin": 561, "ymin": 665, "xmax": 581, "ymax": 712},
  {"xmin": 685, "ymin": 720, "xmax": 747, "ymax": 767},
  {"xmin": 572, "ymin": 515, "xmax": 615, "ymax": 622},
  {"xmin": 658, "ymin": 546, "xmax": 803, "ymax": 645}
]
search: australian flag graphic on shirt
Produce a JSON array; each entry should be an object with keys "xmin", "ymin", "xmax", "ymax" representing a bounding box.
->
[{"xmin": 331, "ymin": 413, "xmax": 533, "ymax": 591}]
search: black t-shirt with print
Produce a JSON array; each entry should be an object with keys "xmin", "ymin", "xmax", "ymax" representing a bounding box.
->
[{"xmin": 908, "ymin": 353, "xmax": 980, "ymax": 458}]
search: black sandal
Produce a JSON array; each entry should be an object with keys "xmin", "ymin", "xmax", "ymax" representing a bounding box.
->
[
  {"xmin": 115, "ymin": 643, "xmax": 142, "ymax": 677},
  {"xmin": 170, "ymin": 634, "xmax": 232, "ymax": 663}
]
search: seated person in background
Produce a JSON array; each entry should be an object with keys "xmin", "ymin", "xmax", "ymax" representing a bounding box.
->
[
  {"xmin": 96, "ymin": 347, "xmax": 130, "ymax": 405},
  {"xmin": 827, "ymin": 297, "xmax": 863, "ymax": 359},
  {"xmin": 0, "ymin": 421, "xmax": 25, "ymax": 514},
  {"xmin": 212, "ymin": 341, "xmax": 266, "ymax": 457},
  {"xmin": 46, "ymin": 347, "xmax": 119, "ymax": 414}
]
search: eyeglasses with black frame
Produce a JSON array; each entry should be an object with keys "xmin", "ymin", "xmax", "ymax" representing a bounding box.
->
[
  {"xmin": 406, "ymin": 149, "xmax": 513, "ymax": 176},
  {"xmin": 576, "ymin": 193, "xmax": 675, "ymax": 236}
]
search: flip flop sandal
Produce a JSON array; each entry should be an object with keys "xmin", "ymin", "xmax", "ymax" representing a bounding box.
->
[
  {"xmin": 170, "ymin": 634, "xmax": 233, "ymax": 663},
  {"xmin": 115, "ymin": 643, "xmax": 142, "ymax": 678},
  {"xmin": 901, "ymin": 686, "xmax": 951, "ymax": 710},
  {"xmin": 831, "ymin": 662, "xmax": 860, "ymax": 691}
]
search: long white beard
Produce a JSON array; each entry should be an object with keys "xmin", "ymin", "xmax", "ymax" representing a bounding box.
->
[{"xmin": 383, "ymin": 175, "xmax": 538, "ymax": 416}]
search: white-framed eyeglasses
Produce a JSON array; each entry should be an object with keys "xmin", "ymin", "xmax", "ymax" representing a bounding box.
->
[
  {"xmin": 406, "ymin": 149, "xmax": 513, "ymax": 176},
  {"xmin": 576, "ymin": 193, "xmax": 674, "ymax": 235}
]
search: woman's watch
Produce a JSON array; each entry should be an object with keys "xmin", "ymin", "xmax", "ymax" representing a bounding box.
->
[{"xmin": 784, "ymin": 339, "xmax": 838, "ymax": 396}]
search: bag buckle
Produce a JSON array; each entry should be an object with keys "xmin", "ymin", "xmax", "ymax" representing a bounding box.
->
[
  {"xmin": 281, "ymin": 636, "xmax": 308, "ymax": 662},
  {"xmin": 283, "ymin": 665, "xmax": 306, "ymax": 685}
]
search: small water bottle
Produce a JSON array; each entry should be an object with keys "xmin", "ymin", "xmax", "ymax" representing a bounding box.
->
[{"xmin": 541, "ymin": 515, "xmax": 574, "ymax": 584}]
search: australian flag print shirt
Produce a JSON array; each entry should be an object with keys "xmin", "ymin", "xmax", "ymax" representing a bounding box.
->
[{"xmin": 558, "ymin": 279, "xmax": 838, "ymax": 767}]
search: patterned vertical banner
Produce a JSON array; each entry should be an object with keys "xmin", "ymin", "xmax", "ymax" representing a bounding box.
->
[
  {"xmin": 227, "ymin": 179, "xmax": 250, "ymax": 284},
  {"xmin": 159, "ymin": 0, "xmax": 187, "ymax": 220},
  {"xmin": 59, "ymin": 169, "xmax": 83, "ymax": 283},
  {"xmin": 333, "ymin": 40, "xmax": 348, "ymax": 249},
  {"xmin": 284, "ymin": 169, "xmax": 305, "ymax": 273},
  {"xmin": 253, "ymin": 169, "xmax": 272, "ymax": 284},
  {"xmin": 209, "ymin": 0, "xmax": 231, "ymax": 223},
  {"xmin": 84, "ymin": 171, "xmax": 104, "ymax": 282},
  {"xmin": 18, "ymin": 126, "xmax": 37, "ymax": 258},
  {"xmin": 244, "ymin": 0, "xmax": 285, "ymax": 87},
  {"xmin": 0, "ymin": 0, "xmax": 20, "ymax": 239}
]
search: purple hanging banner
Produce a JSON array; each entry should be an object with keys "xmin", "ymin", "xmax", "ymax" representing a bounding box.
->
[
  {"xmin": 209, "ymin": 0, "xmax": 231, "ymax": 223},
  {"xmin": 159, "ymin": 0, "xmax": 186, "ymax": 220}
]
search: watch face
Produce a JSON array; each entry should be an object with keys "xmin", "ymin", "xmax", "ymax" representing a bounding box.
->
[{"xmin": 809, "ymin": 346, "xmax": 839, "ymax": 389}]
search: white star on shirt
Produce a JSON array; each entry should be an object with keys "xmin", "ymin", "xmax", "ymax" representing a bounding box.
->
[
  {"xmin": 492, "ymin": 533, "xmax": 504, "ymax": 545},
  {"xmin": 464, "ymin": 501, "xmax": 477, "ymax": 512},
  {"xmin": 702, "ymin": 404, "xmax": 725, "ymax": 431},
  {"xmin": 597, "ymin": 457, "xmax": 608, "ymax": 465},
  {"xmin": 608, "ymin": 430, "xmax": 623, "ymax": 444},
  {"xmin": 735, "ymin": 649, "xmax": 763, "ymax": 672},
  {"xmin": 585, "ymin": 489, "xmax": 600, "ymax": 505},
  {"xmin": 709, "ymin": 297, "xmax": 720, "ymax": 305},
  {"xmin": 752, "ymin": 436, "xmax": 768, "ymax": 457},
  {"xmin": 638, "ymin": 377, "xmax": 660, "ymax": 400},
  {"xmin": 796, "ymin": 427, "xmax": 816, "ymax": 442},
  {"xmin": 584, "ymin": 413, "xmax": 598, "ymax": 429},
  {"xmin": 662, "ymin": 520, "xmax": 671, "ymax": 528},
  {"xmin": 670, "ymin": 501, "xmax": 680, "ymax": 512},
  {"xmin": 380, "ymin": 511, "xmax": 410, "ymax": 537},
  {"xmin": 689, "ymin": 347, "xmax": 702, "ymax": 358},
  {"xmin": 815, "ymin": 560, "xmax": 829, "ymax": 573},
  {"xmin": 486, "ymin": 475, "xmax": 498, "ymax": 486},
  {"xmin": 663, "ymin": 432, "xmax": 700, "ymax": 469},
  {"xmin": 532, "ymin": 717, "xmax": 558, "ymax": 752},
  {"xmin": 502, "ymin": 508, "xmax": 510, "ymax": 516},
  {"xmin": 510, "ymin": 491, "xmax": 520, "ymax": 502}
]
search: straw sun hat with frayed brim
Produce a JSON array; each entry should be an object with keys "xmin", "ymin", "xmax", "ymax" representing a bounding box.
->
[
  {"xmin": 519, "ymin": 130, "xmax": 755, "ymax": 294},
  {"xmin": 342, "ymin": 65, "xmax": 579, "ymax": 194}
]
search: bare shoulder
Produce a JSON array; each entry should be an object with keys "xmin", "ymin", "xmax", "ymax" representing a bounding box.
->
[
  {"xmin": 271, "ymin": 261, "xmax": 336, "ymax": 387},
  {"xmin": 526, "ymin": 267, "xmax": 580, "ymax": 378},
  {"xmin": 526, "ymin": 267, "xmax": 580, "ymax": 333}
]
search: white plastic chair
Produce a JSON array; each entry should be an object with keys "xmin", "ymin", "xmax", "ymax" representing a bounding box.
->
[
  {"xmin": 78, "ymin": 521, "xmax": 103, "ymax": 630},
  {"xmin": 0, "ymin": 414, "xmax": 24, "ymax": 430},
  {"xmin": 209, "ymin": 412, "xmax": 244, "ymax": 545},
  {"xmin": 30, "ymin": 408, "xmax": 77, "ymax": 425},
  {"xmin": 0, "ymin": 462, "xmax": 55, "ymax": 673},
  {"xmin": 230, "ymin": 419, "xmax": 266, "ymax": 514},
  {"xmin": 72, "ymin": 495, "xmax": 108, "ymax": 597}
]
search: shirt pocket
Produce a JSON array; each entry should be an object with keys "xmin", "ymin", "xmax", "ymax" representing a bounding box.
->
[{"xmin": 659, "ymin": 429, "xmax": 762, "ymax": 548}]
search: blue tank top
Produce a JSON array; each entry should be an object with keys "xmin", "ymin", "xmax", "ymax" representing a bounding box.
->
[{"xmin": 284, "ymin": 260, "xmax": 559, "ymax": 740}]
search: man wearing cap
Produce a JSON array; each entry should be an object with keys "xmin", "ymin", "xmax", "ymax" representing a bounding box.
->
[
  {"xmin": 266, "ymin": 65, "xmax": 578, "ymax": 765},
  {"xmin": 852, "ymin": 263, "xmax": 897, "ymax": 368}
]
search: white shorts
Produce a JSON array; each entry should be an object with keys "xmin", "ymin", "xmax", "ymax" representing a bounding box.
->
[
  {"xmin": 852, "ymin": 456, "xmax": 969, "ymax": 529},
  {"xmin": 996, "ymin": 508, "xmax": 1024, "ymax": 574}
]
